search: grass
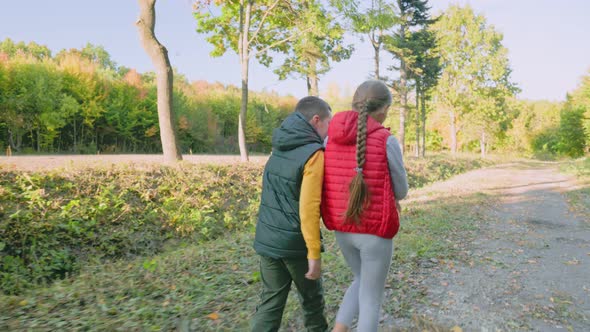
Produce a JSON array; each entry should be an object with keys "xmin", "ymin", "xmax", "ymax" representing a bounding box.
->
[
  {"xmin": 559, "ymin": 157, "xmax": 590, "ymax": 221},
  {"xmin": 0, "ymin": 186, "xmax": 491, "ymax": 331},
  {"xmin": 0, "ymin": 154, "xmax": 498, "ymax": 331}
]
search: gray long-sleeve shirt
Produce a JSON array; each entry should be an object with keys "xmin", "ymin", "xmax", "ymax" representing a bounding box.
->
[
  {"xmin": 386, "ymin": 135, "xmax": 408, "ymax": 200},
  {"xmin": 324, "ymin": 135, "xmax": 409, "ymax": 200}
]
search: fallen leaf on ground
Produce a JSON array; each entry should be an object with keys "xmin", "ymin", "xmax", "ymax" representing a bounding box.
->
[
  {"xmin": 565, "ymin": 259, "xmax": 580, "ymax": 265},
  {"xmin": 206, "ymin": 312, "xmax": 220, "ymax": 320}
]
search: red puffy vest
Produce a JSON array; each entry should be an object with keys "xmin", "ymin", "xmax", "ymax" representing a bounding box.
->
[{"xmin": 322, "ymin": 111, "xmax": 400, "ymax": 239}]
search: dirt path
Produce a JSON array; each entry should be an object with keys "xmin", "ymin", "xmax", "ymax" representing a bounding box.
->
[{"xmin": 395, "ymin": 162, "xmax": 590, "ymax": 331}]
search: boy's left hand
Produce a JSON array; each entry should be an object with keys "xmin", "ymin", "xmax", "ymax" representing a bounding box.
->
[{"xmin": 305, "ymin": 259, "xmax": 321, "ymax": 280}]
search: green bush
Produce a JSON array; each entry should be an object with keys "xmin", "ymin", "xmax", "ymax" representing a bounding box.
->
[
  {"xmin": 557, "ymin": 106, "xmax": 586, "ymax": 157},
  {"xmin": 531, "ymin": 127, "xmax": 560, "ymax": 155},
  {"xmin": 405, "ymin": 154, "xmax": 492, "ymax": 188},
  {"xmin": 0, "ymin": 164, "xmax": 262, "ymax": 294}
]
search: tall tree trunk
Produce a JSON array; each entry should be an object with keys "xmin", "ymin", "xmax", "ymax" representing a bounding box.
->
[
  {"xmin": 8, "ymin": 128, "xmax": 16, "ymax": 151},
  {"xmin": 307, "ymin": 60, "xmax": 319, "ymax": 96},
  {"xmin": 36, "ymin": 128, "xmax": 40, "ymax": 153},
  {"xmin": 480, "ymin": 130, "xmax": 486, "ymax": 159},
  {"xmin": 81, "ymin": 125, "xmax": 85, "ymax": 150},
  {"xmin": 398, "ymin": 26, "xmax": 407, "ymax": 155},
  {"xmin": 136, "ymin": 0, "xmax": 182, "ymax": 162},
  {"xmin": 450, "ymin": 110, "xmax": 457, "ymax": 154},
  {"xmin": 30, "ymin": 129, "xmax": 34, "ymax": 151},
  {"xmin": 421, "ymin": 93, "xmax": 426, "ymax": 157},
  {"xmin": 16, "ymin": 131, "xmax": 22, "ymax": 151},
  {"xmin": 415, "ymin": 84, "xmax": 420, "ymax": 157},
  {"xmin": 399, "ymin": 61, "xmax": 407, "ymax": 155},
  {"xmin": 373, "ymin": 41, "xmax": 380, "ymax": 80},
  {"xmin": 237, "ymin": 0, "xmax": 251, "ymax": 162},
  {"xmin": 73, "ymin": 118, "xmax": 77, "ymax": 153}
]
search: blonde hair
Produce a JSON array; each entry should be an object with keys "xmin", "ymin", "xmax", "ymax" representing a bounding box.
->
[{"xmin": 345, "ymin": 80, "xmax": 392, "ymax": 224}]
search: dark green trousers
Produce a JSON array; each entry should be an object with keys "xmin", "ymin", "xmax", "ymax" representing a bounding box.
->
[{"xmin": 251, "ymin": 255, "xmax": 328, "ymax": 332}]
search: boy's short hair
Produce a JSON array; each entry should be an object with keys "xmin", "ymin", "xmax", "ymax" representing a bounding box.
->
[{"xmin": 295, "ymin": 96, "xmax": 332, "ymax": 121}]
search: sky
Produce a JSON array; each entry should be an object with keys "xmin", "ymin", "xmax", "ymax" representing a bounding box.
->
[{"xmin": 1, "ymin": 0, "xmax": 589, "ymax": 101}]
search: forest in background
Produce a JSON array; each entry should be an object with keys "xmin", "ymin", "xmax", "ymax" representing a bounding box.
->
[
  {"xmin": 0, "ymin": 39, "xmax": 295, "ymax": 155},
  {"xmin": 1, "ymin": 1, "xmax": 589, "ymax": 158}
]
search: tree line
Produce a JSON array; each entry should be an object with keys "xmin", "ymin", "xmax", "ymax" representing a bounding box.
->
[
  {"xmin": 193, "ymin": 0, "xmax": 588, "ymax": 159},
  {"xmin": 1, "ymin": 0, "xmax": 588, "ymax": 158},
  {"xmin": 0, "ymin": 38, "xmax": 294, "ymax": 155}
]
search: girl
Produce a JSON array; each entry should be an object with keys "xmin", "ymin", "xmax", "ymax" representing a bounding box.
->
[{"xmin": 322, "ymin": 80, "xmax": 408, "ymax": 332}]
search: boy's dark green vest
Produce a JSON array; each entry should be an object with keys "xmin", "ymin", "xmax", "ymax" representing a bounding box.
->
[{"xmin": 254, "ymin": 112, "xmax": 324, "ymax": 259}]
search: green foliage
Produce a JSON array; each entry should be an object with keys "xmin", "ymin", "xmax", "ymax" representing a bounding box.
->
[
  {"xmin": 569, "ymin": 69, "xmax": 590, "ymax": 152},
  {"xmin": 430, "ymin": 4, "xmax": 517, "ymax": 153},
  {"xmin": 384, "ymin": 0, "xmax": 432, "ymax": 68},
  {"xmin": 522, "ymin": 97, "xmax": 587, "ymax": 158},
  {"xmin": 557, "ymin": 104, "xmax": 586, "ymax": 157},
  {"xmin": 531, "ymin": 127, "xmax": 560, "ymax": 158},
  {"xmin": 0, "ymin": 164, "xmax": 262, "ymax": 294},
  {"xmin": 274, "ymin": 0, "xmax": 353, "ymax": 92},
  {"xmin": 340, "ymin": 0, "xmax": 398, "ymax": 35},
  {"xmin": 0, "ymin": 38, "xmax": 295, "ymax": 155},
  {"xmin": 194, "ymin": 1, "xmax": 295, "ymax": 66},
  {"xmin": 405, "ymin": 154, "xmax": 493, "ymax": 187},
  {"xmin": 503, "ymin": 100, "xmax": 560, "ymax": 154}
]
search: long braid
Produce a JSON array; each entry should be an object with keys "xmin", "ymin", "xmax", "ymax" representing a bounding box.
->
[
  {"xmin": 356, "ymin": 103, "xmax": 369, "ymax": 170},
  {"xmin": 344, "ymin": 101, "xmax": 371, "ymax": 224}
]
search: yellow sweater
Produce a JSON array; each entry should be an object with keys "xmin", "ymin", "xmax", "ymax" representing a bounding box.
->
[{"xmin": 300, "ymin": 150, "xmax": 324, "ymax": 259}]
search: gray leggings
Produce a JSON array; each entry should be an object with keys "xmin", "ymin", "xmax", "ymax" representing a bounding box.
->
[{"xmin": 334, "ymin": 231, "xmax": 394, "ymax": 332}]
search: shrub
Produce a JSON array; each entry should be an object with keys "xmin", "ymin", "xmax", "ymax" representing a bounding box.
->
[{"xmin": 0, "ymin": 164, "xmax": 262, "ymax": 294}]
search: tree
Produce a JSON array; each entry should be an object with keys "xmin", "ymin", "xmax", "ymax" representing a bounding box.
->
[
  {"xmin": 385, "ymin": 0, "xmax": 431, "ymax": 155},
  {"xmin": 80, "ymin": 43, "xmax": 117, "ymax": 72},
  {"xmin": 558, "ymin": 97, "xmax": 586, "ymax": 157},
  {"xmin": 0, "ymin": 38, "xmax": 51, "ymax": 60},
  {"xmin": 274, "ymin": 0, "xmax": 353, "ymax": 96},
  {"xmin": 136, "ymin": 0, "xmax": 182, "ymax": 161},
  {"xmin": 195, "ymin": 0, "xmax": 297, "ymax": 162},
  {"xmin": 407, "ymin": 27, "xmax": 440, "ymax": 157},
  {"xmin": 334, "ymin": 0, "xmax": 397, "ymax": 80},
  {"xmin": 431, "ymin": 5, "xmax": 516, "ymax": 155},
  {"xmin": 570, "ymin": 69, "xmax": 590, "ymax": 151}
]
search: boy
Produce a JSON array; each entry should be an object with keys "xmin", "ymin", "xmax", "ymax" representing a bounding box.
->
[{"xmin": 252, "ymin": 96, "xmax": 332, "ymax": 332}]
